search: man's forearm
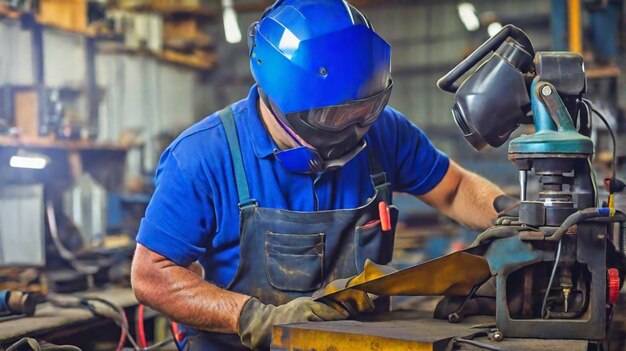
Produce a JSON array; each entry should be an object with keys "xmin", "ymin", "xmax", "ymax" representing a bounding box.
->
[
  {"xmin": 418, "ymin": 161, "xmax": 505, "ymax": 230},
  {"xmin": 131, "ymin": 244, "xmax": 251, "ymax": 333},
  {"xmin": 450, "ymin": 170, "xmax": 504, "ymax": 230}
]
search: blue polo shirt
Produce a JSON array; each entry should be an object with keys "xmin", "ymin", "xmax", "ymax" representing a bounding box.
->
[{"xmin": 137, "ymin": 85, "xmax": 449, "ymax": 288}]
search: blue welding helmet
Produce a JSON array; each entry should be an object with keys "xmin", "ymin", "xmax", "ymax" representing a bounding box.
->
[{"xmin": 248, "ymin": 0, "xmax": 392, "ymax": 173}]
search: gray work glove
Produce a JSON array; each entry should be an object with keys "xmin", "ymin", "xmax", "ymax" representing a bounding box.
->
[
  {"xmin": 237, "ymin": 296, "xmax": 348, "ymax": 350},
  {"xmin": 493, "ymin": 194, "xmax": 520, "ymax": 218},
  {"xmin": 313, "ymin": 259, "xmax": 398, "ymax": 316}
]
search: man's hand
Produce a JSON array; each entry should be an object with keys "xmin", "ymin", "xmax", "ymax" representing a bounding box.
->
[{"xmin": 238, "ymin": 297, "xmax": 348, "ymax": 350}]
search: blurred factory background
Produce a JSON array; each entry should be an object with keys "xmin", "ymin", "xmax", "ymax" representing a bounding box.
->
[{"xmin": 0, "ymin": 0, "xmax": 624, "ymax": 350}]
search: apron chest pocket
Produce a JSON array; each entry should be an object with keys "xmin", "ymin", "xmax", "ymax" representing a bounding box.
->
[
  {"xmin": 264, "ymin": 232, "xmax": 325, "ymax": 292},
  {"xmin": 355, "ymin": 205, "xmax": 399, "ymax": 271}
]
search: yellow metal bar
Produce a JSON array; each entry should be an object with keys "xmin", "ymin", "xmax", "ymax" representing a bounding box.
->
[
  {"xmin": 568, "ymin": 0, "xmax": 582, "ymax": 53},
  {"xmin": 314, "ymin": 251, "xmax": 491, "ymax": 308},
  {"xmin": 272, "ymin": 326, "xmax": 434, "ymax": 351}
]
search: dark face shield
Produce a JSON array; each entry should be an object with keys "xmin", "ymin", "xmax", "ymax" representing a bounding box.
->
[
  {"xmin": 296, "ymin": 81, "xmax": 393, "ymax": 132},
  {"xmin": 259, "ymin": 81, "xmax": 393, "ymax": 171}
]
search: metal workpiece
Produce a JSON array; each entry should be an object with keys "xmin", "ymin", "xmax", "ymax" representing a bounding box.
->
[{"xmin": 313, "ymin": 251, "xmax": 492, "ymax": 309}]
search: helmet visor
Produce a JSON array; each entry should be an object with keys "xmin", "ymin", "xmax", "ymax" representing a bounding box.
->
[{"xmin": 300, "ymin": 81, "xmax": 393, "ymax": 132}]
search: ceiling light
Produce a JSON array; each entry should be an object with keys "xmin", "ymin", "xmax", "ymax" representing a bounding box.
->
[
  {"xmin": 9, "ymin": 149, "xmax": 49, "ymax": 170},
  {"xmin": 457, "ymin": 3, "xmax": 480, "ymax": 31},
  {"xmin": 222, "ymin": 0, "xmax": 242, "ymax": 44},
  {"xmin": 10, "ymin": 155, "xmax": 47, "ymax": 169},
  {"xmin": 488, "ymin": 22, "xmax": 503, "ymax": 37}
]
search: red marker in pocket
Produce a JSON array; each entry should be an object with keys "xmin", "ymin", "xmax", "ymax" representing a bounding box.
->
[{"xmin": 378, "ymin": 201, "xmax": 391, "ymax": 231}]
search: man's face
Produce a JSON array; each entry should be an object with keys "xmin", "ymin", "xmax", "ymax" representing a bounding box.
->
[{"xmin": 281, "ymin": 81, "xmax": 393, "ymax": 160}]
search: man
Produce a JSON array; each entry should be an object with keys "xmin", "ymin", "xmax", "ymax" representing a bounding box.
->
[{"xmin": 131, "ymin": 0, "xmax": 507, "ymax": 350}]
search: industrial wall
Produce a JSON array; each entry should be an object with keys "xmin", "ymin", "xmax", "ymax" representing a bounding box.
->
[{"xmin": 1, "ymin": 0, "xmax": 620, "ymax": 186}]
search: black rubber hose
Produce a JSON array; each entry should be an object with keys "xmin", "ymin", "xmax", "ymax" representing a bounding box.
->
[{"xmin": 544, "ymin": 208, "xmax": 608, "ymax": 241}]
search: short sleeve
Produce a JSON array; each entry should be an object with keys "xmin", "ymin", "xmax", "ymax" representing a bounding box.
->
[
  {"xmin": 389, "ymin": 110, "xmax": 450, "ymax": 195},
  {"xmin": 136, "ymin": 148, "xmax": 215, "ymax": 267}
]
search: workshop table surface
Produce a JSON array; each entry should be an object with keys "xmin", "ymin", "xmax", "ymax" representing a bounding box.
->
[
  {"xmin": 271, "ymin": 310, "xmax": 590, "ymax": 351},
  {"xmin": 0, "ymin": 286, "xmax": 137, "ymax": 344}
]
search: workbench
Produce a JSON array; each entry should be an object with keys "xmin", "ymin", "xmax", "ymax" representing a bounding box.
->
[
  {"xmin": 271, "ymin": 310, "xmax": 592, "ymax": 351},
  {"xmin": 0, "ymin": 286, "xmax": 141, "ymax": 348}
]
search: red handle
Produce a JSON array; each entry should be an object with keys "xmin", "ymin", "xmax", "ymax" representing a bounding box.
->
[{"xmin": 379, "ymin": 201, "xmax": 391, "ymax": 231}]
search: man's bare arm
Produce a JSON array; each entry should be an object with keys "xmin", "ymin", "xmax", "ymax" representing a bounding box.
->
[
  {"xmin": 418, "ymin": 160, "xmax": 505, "ymax": 230},
  {"xmin": 131, "ymin": 243, "xmax": 250, "ymax": 333}
]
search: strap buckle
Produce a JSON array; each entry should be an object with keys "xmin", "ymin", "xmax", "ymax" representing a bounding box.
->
[
  {"xmin": 370, "ymin": 171, "xmax": 387, "ymax": 188},
  {"xmin": 238, "ymin": 198, "xmax": 259, "ymax": 210}
]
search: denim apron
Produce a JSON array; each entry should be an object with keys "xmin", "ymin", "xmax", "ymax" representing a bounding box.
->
[{"xmin": 183, "ymin": 107, "xmax": 398, "ymax": 350}]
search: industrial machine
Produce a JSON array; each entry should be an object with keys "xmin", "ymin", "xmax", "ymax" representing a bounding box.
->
[
  {"xmin": 435, "ymin": 24, "xmax": 626, "ymax": 341},
  {"xmin": 275, "ymin": 25, "xmax": 626, "ymax": 350}
]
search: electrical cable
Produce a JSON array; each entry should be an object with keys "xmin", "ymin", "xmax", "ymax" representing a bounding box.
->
[
  {"xmin": 48, "ymin": 295, "xmax": 140, "ymax": 350},
  {"xmin": 115, "ymin": 325, "xmax": 127, "ymax": 351},
  {"xmin": 48, "ymin": 295, "xmax": 180, "ymax": 351},
  {"xmin": 118, "ymin": 307, "xmax": 141, "ymax": 350},
  {"xmin": 582, "ymin": 99, "xmax": 617, "ymax": 184},
  {"xmin": 49, "ymin": 295, "xmax": 176, "ymax": 351},
  {"xmin": 5, "ymin": 338, "xmax": 41, "ymax": 351},
  {"xmin": 136, "ymin": 304, "xmax": 148, "ymax": 349},
  {"xmin": 86, "ymin": 297, "xmax": 128, "ymax": 351},
  {"xmin": 45, "ymin": 201, "xmax": 99, "ymax": 277},
  {"xmin": 541, "ymin": 239, "xmax": 563, "ymax": 318},
  {"xmin": 144, "ymin": 337, "xmax": 175, "ymax": 350},
  {"xmin": 170, "ymin": 321, "xmax": 183, "ymax": 351},
  {"xmin": 133, "ymin": 308, "xmax": 176, "ymax": 351},
  {"xmin": 84, "ymin": 297, "xmax": 141, "ymax": 350},
  {"xmin": 81, "ymin": 296, "xmax": 128, "ymax": 328},
  {"xmin": 5, "ymin": 337, "xmax": 82, "ymax": 351},
  {"xmin": 76, "ymin": 298, "xmax": 134, "ymax": 350},
  {"xmin": 582, "ymin": 99, "xmax": 621, "ymax": 215}
]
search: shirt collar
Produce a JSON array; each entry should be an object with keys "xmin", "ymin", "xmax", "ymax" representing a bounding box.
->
[{"xmin": 243, "ymin": 84, "xmax": 279, "ymax": 159}]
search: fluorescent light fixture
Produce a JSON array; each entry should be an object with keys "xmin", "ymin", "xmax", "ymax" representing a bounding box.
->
[
  {"xmin": 10, "ymin": 155, "xmax": 47, "ymax": 169},
  {"xmin": 488, "ymin": 22, "xmax": 503, "ymax": 37},
  {"xmin": 222, "ymin": 0, "xmax": 242, "ymax": 44},
  {"xmin": 457, "ymin": 2, "xmax": 480, "ymax": 31}
]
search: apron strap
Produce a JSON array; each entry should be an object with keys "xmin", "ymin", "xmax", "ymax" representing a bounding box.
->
[
  {"xmin": 218, "ymin": 107, "xmax": 257, "ymax": 208},
  {"xmin": 365, "ymin": 142, "xmax": 387, "ymax": 189}
]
